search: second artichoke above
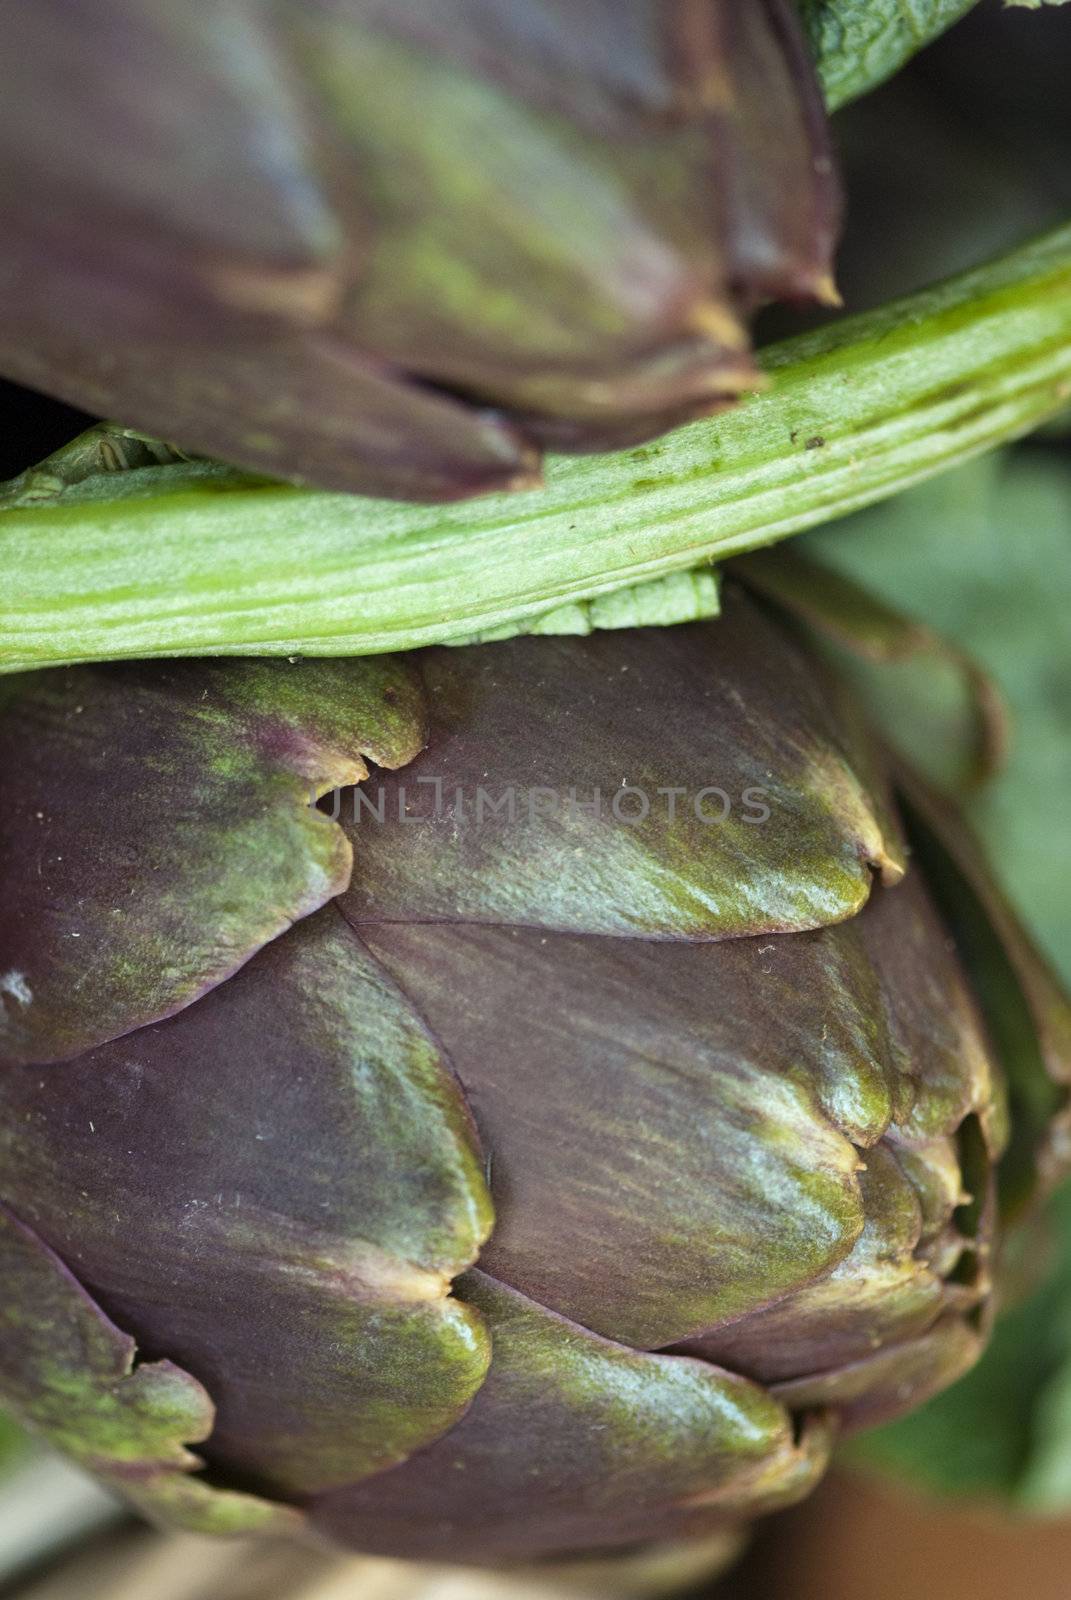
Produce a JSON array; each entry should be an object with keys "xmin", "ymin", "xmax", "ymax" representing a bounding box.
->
[{"xmin": 0, "ymin": 0, "xmax": 839, "ymax": 500}]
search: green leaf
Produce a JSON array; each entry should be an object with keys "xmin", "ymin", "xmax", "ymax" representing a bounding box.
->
[
  {"xmin": 802, "ymin": 0, "xmax": 980, "ymax": 110},
  {"xmin": 2, "ymin": 223, "xmax": 1070, "ymax": 674}
]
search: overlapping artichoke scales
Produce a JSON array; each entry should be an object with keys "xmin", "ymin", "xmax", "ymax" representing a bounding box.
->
[
  {"xmin": 0, "ymin": 915, "xmax": 494, "ymax": 1500},
  {"xmin": 0, "ymin": 586, "xmax": 1063, "ymax": 1561},
  {"xmin": 0, "ymin": 1, "xmax": 838, "ymax": 499},
  {"xmin": 0, "ymin": 1205, "xmax": 300, "ymax": 1536}
]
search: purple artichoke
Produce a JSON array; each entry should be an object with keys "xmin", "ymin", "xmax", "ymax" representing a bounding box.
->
[
  {"xmin": 0, "ymin": 582, "xmax": 1067, "ymax": 1563},
  {"xmin": 0, "ymin": 1, "xmax": 838, "ymax": 502}
]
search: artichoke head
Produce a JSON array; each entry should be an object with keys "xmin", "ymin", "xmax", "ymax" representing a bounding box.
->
[
  {"xmin": 0, "ymin": 1, "xmax": 838, "ymax": 500},
  {"xmin": 0, "ymin": 582, "xmax": 1066, "ymax": 1562}
]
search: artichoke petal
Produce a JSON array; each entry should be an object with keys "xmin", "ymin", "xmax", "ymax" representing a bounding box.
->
[
  {"xmin": 888, "ymin": 1137, "xmax": 966, "ymax": 1248},
  {"xmin": 0, "ymin": 1204, "xmax": 298, "ymax": 1535},
  {"xmin": 308, "ymin": 1270, "xmax": 833, "ymax": 1562},
  {"xmin": 0, "ymin": 0, "xmax": 338, "ymax": 271},
  {"xmin": 720, "ymin": 1, "xmax": 840, "ymax": 306},
  {"xmin": 359, "ymin": 912, "xmax": 911, "ymax": 1349},
  {"xmin": 0, "ymin": 912, "xmax": 493, "ymax": 1494},
  {"xmin": 289, "ymin": 2, "xmax": 748, "ymax": 414},
  {"xmin": 289, "ymin": 0, "xmax": 834, "ymax": 426},
  {"xmin": 863, "ymin": 866, "xmax": 1010, "ymax": 1152},
  {"xmin": 0, "ymin": 655, "xmax": 425, "ymax": 1064},
  {"xmin": 772, "ymin": 1314, "xmax": 985, "ymax": 1433},
  {"xmin": 674, "ymin": 868, "xmax": 1002, "ymax": 1379},
  {"xmin": 675, "ymin": 1146, "xmax": 955, "ymax": 1383},
  {"xmin": 897, "ymin": 767, "xmax": 1071, "ymax": 1215},
  {"xmin": 0, "ymin": 286, "xmax": 543, "ymax": 502},
  {"xmin": 342, "ymin": 587, "xmax": 906, "ymax": 940}
]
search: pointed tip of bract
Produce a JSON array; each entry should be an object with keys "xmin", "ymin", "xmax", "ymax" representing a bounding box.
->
[
  {"xmin": 811, "ymin": 272, "xmax": 844, "ymax": 310},
  {"xmin": 873, "ymin": 839, "xmax": 909, "ymax": 889},
  {"xmin": 503, "ymin": 462, "xmax": 545, "ymax": 494},
  {"xmin": 687, "ymin": 299, "xmax": 750, "ymax": 352}
]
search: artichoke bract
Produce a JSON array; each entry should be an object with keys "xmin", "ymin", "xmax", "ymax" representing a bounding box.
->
[
  {"xmin": 0, "ymin": 1, "xmax": 838, "ymax": 501},
  {"xmin": 0, "ymin": 584, "xmax": 1067, "ymax": 1562}
]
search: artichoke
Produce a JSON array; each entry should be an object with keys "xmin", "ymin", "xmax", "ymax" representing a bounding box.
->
[
  {"xmin": 1, "ymin": 578, "xmax": 1067, "ymax": 1564},
  {"xmin": 0, "ymin": 1, "xmax": 838, "ymax": 501}
]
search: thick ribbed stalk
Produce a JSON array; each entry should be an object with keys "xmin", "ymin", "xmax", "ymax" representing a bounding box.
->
[{"xmin": 2, "ymin": 224, "xmax": 1070, "ymax": 673}]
